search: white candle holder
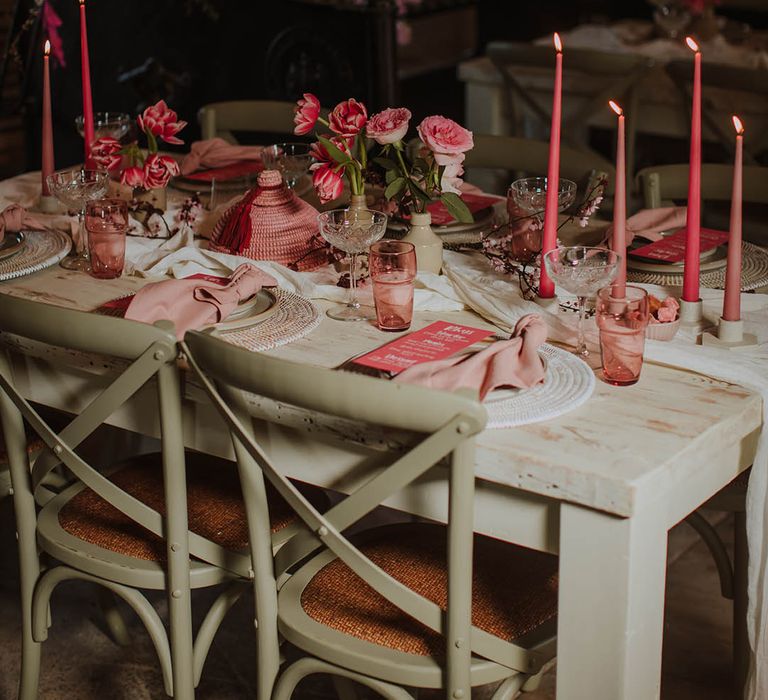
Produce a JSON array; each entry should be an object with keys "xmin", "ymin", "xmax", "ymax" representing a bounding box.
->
[
  {"xmin": 37, "ymin": 194, "xmax": 61, "ymax": 214},
  {"xmin": 678, "ymin": 298, "xmax": 708, "ymax": 334},
  {"xmin": 702, "ymin": 318, "xmax": 758, "ymax": 350}
]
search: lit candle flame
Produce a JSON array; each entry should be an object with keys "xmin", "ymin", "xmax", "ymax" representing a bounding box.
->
[
  {"xmin": 609, "ymin": 100, "xmax": 623, "ymax": 116},
  {"xmin": 44, "ymin": 40, "xmax": 50, "ymax": 56},
  {"xmin": 553, "ymin": 32, "xmax": 562, "ymax": 53},
  {"xmin": 686, "ymin": 36, "xmax": 700, "ymax": 53},
  {"xmin": 733, "ymin": 115, "xmax": 744, "ymax": 135}
]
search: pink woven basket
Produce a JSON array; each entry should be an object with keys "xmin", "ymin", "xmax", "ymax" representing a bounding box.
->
[{"xmin": 209, "ymin": 170, "xmax": 326, "ymax": 271}]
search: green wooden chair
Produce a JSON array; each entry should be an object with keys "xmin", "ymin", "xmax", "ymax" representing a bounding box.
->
[
  {"xmin": 636, "ymin": 162, "xmax": 768, "ymax": 247},
  {"xmin": 199, "ymin": 100, "xmax": 323, "ymax": 144},
  {"xmin": 464, "ymin": 133, "xmax": 616, "ymax": 196},
  {"xmin": 0, "ymin": 296, "xmax": 302, "ymax": 699},
  {"xmin": 183, "ymin": 330, "xmax": 559, "ymax": 700}
]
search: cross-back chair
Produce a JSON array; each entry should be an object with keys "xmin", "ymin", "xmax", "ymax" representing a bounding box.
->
[
  {"xmin": 665, "ymin": 60, "xmax": 768, "ymax": 164},
  {"xmin": 0, "ymin": 295, "xmax": 303, "ymax": 699},
  {"xmin": 486, "ymin": 41, "xmax": 655, "ymax": 179},
  {"xmin": 198, "ymin": 100, "xmax": 327, "ymax": 144},
  {"xmin": 183, "ymin": 330, "xmax": 559, "ymax": 700}
]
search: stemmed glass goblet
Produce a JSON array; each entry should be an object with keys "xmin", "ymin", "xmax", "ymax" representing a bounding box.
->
[
  {"xmin": 75, "ymin": 112, "xmax": 133, "ymax": 142},
  {"xmin": 509, "ymin": 177, "xmax": 577, "ymax": 225},
  {"xmin": 262, "ymin": 143, "xmax": 314, "ymax": 189},
  {"xmin": 317, "ymin": 208, "xmax": 388, "ymax": 321},
  {"xmin": 46, "ymin": 168, "xmax": 110, "ymax": 271},
  {"xmin": 543, "ymin": 246, "xmax": 621, "ymax": 359}
]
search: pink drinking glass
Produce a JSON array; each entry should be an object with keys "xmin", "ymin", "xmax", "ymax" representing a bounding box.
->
[
  {"xmin": 85, "ymin": 198, "xmax": 128, "ymax": 279},
  {"xmin": 596, "ymin": 285, "xmax": 650, "ymax": 386},
  {"xmin": 369, "ymin": 240, "xmax": 417, "ymax": 332}
]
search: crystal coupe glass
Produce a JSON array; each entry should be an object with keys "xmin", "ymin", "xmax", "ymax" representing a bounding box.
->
[
  {"xmin": 46, "ymin": 168, "xmax": 110, "ymax": 271},
  {"xmin": 543, "ymin": 246, "xmax": 621, "ymax": 358},
  {"xmin": 318, "ymin": 208, "xmax": 388, "ymax": 321},
  {"xmin": 509, "ymin": 176, "xmax": 577, "ymax": 223}
]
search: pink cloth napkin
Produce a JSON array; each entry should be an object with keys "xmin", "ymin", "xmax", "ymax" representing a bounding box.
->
[
  {"xmin": 394, "ymin": 314, "xmax": 547, "ymax": 400},
  {"xmin": 602, "ymin": 206, "xmax": 687, "ymax": 247},
  {"xmin": 124, "ymin": 264, "xmax": 277, "ymax": 339},
  {"xmin": 180, "ymin": 138, "xmax": 264, "ymax": 176},
  {"xmin": 0, "ymin": 204, "xmax": 47, "ymax": 243}
]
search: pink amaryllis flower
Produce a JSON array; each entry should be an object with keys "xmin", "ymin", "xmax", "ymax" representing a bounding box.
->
[
  {"xmin": 138, "ymin": 100, "xmax": 187, "ymax": 145},
  {"xmin": 329, "ymin": 98, "xmax": 368, "ymax": 137},
  {"xmin": 366, "ymin": 107, "xmax": 411, "ymax": 145},
  {"xmin": 143, "ymin": 153, "xmax": 181, "ymax": 189},
  {"xmin": 120, "ymin": 165, "xmax": 146, "ymax": 189},
  {"xmin": 312, "ymin": 164, "xmax": 344, "ymax": 203},
  {"xmin": 294, "ymin": 93, "xmax": 321, "ymax": 136},
  {"xmin": 89, "ymin": 137, "xmax": 122, "ymax": 171},
  {"xmin": 417, "ymin": 115, "xmax": 473, "ymax": 159}
]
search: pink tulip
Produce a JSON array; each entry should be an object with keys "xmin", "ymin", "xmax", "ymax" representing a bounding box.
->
[
  {"xmin": 138, "ymin": 100, "xmax": 187, "ymax": 145},
  {"xmin": 143, "ymin": 153, "xmax": 180, "ymax": 189},
  {"xmin": 366, "ymin": 107, "xmax": 411, "ymax": 145},
  {"xmin": 310, "ymin": 135, "xmax": 353, "ymax": 163},
  {"xmin": 121, "ymin": 165, "xmax": 146, "ymax": 189},
  {"xmin": 294, "ymin": 93, "xmax": 321, "ymax": 136},
  {"xmin": 312, "ymin": 164, "xmax": 344, "ymax": 203},
  {"xmin": 89, "ymin": 137, "xmax": 122, "ymax": 171},
  {"xmin": 329, "ymin": 98, "xmax": 368, "ymax": 137}
]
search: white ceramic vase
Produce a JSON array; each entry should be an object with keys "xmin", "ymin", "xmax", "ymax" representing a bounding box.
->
[{"xmin": 402, "ymin": 211, "xmax": 442, "ymax": 274}]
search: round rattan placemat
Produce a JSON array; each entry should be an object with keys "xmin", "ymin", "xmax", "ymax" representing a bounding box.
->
[
  {"xmin": 0, "ymin": 229, "xmax": 71, "ymax": 281},
  {"xmin": 484, "ymin": 343, "xmax": 595, "ymax": 429},
  {"xmin": 211, "ymin": 288, "xmax": 321, "ymax": 352},
  {"xmin": 627, "ymin": 241, "xmax": 768, "ymax": 291}
]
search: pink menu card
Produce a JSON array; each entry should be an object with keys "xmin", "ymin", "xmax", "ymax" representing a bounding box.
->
[
  {"xmin": 629, "ymin": 227, "xmax": 729, "ymax": 263},
  {"xmin": 352, "ymin": 321, "xmax": 494, "ymax": 375}
]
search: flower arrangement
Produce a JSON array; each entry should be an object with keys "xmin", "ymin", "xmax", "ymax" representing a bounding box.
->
[
  {"xmin": 293, "ymin": 93, "xmax": 474, "ymax": 223},
  {"xmin": 482, "ymin": 175, "xmax": 607, "ymax": 302},
  {"xmin": 648, "ymin": 294, "xmax": 680, "ymax": 324},
  {"xmin": 89, "ymin": 100, "xmax": 186, "ymax": 192}
]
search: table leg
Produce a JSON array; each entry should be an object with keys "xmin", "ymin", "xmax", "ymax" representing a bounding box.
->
[{"xmin": 556, "ymin": 502, "xmax": 668, "ymax": 700}]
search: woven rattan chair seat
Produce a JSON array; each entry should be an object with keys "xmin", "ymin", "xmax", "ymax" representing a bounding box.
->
[
  {"xmin": 299, "ymin": 523, "xmax": 558, "ymax": 657},
  {"xmin": 58, "ymin": 451, "xmax": 296, "ymax": 562},
  {"xmin": 0, "ymin": 424, "xmax": 45, "ymax": 464}
]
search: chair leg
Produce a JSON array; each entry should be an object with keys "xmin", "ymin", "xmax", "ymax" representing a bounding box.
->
[
  {"xmin": 18, "ymin": 621, "xmax": 42, "ymax": 700},
  {"xmin": 490, "ymin": 674, "xmax": 526, "ymax": 700},
  {"xmin": 684, "ymin": 511, "xmax": 734, "ymax": 598},
  {"xmin": 733, "ymin": 511, "xmax": 749, "ymax": 697},
  {"xmin": 97, "ymin": 587, "xmax": 132, "ymax": 647},
  {"xmin": 331, "ymin": 676, "xmax": 359, "ymax": 700},
  {"xmin": 520, "ymin": 669, "xmax": 544, "ymax": 693}
]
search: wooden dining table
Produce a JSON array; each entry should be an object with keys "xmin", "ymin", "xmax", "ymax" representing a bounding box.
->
[{"xmin": 0, "ymin": 260, "xmax": 761, "ymax": 700}]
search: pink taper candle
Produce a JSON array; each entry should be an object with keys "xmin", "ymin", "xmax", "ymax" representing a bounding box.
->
[
  {"xmin": 41, "ymin": 40, "xmax": 54, "ymax": 196},
  {"xmin": 723, "ymin": 115, "xmax": 744, "ymax": 322},
  {"xmin": 683, "ymin": 37, "xmax": 702, "ymax": 303},
  {"xmin": 539, "ymin": 32, "xmax": 563, "ymax": 299},
  {"xmin": 79, "ymin": 0, "xmax": 94, "ymax": 166},
  {"xmin": 609, "ymin": 100, "xmax": 626, "ymax": 295}
]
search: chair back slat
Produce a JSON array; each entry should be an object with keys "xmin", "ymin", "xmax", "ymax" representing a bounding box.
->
[{"xmin": 184, "ymin": 331, "xmax": 548, "ymax": 673}]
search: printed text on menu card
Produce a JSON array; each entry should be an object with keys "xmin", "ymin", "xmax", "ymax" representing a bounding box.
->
[{"xmin": 353, "ymin": 321, "xmax": 494, "ymax": 374}]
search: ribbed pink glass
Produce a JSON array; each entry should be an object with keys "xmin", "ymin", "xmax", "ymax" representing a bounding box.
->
[
  {"xmin": 85, "ymin": 198, "xmax": 127, "ymax": 279},
  {"xmin": 369, "ymin": 240, "xmax": 417, "ymax": 332}
]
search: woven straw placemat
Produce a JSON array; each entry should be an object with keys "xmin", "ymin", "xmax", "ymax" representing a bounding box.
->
[
  {"xmin": 0, "ymin": 229, "xmax": 71, "ymax": 281},
  {"xmin": 484, "ymin": 343, "xmax": 595, "ymax": 429},
  {"xmin": 627, "ymin": 241, "xmax": 768, "ymax": 291},
  {"xmin": 211, "ymin": 288, "xmax": 321, "ymax": 352}
]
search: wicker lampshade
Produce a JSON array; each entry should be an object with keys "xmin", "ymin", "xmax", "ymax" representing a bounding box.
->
[{"xmin": 209, "ymin": 170, "xmax": 326, "ymax": 271}]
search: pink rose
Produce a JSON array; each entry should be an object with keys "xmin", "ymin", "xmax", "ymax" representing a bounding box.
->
[
  {"xmin": 120, "ymin": 165, "xmax": 146, "ymax": 189},
  {"xmin": 294, "ymin": 93, "xmax": 321, "ymax": 136},
  {"xmin": 142, "ymin": 153, "xmax": 180, "ymax": 189},
  {"xmin": 417, "ymin": 115, "xmax": 474, "ymax": 157},
  {"xmin": 90, "ymin": 137, "xmax": 122, "ymax": 171},
  {"xmin": 138, "ymin": 100, "xmax": 187, "ymax": 145},
  {"xmin": 312, "ymin": 164, "xmax": 344, "ymax": 203},
  {"xmin": 366, "ymin": 107, "xmax": 411, "ymax": 145},
  {"xmin": 433, "ymin": 151, "xmax": 465, "ymax": 167},
  {"xmin": 329, "ymin": 98, "xmax": 368, "ymax": 137},
  {"xmin": 657, "ymin": 296, "xmax": 680, "ymax": 323}
]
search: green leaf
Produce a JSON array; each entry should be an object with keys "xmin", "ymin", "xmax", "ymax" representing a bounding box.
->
[
  {"xmin": 385, "ymin": 168, "xmax": 398, "ymax": 185},
  {"xmin": 409, "ymin": 180, "xmax": 432, "ymax": 204},
  {"xmin": 384, "ymin": 177, "xmax": 406, "ymax": 201},
  {"xmin": 317, "ymin": 135, "xmax": 350, "ymax": 166},
  {"xmin": 441, "ymin": 192, "xmax": 474, "ymax": 224},
  {"xmin": 373, "ymin": 156, "xmax": 398, "ymax": 170},
  {"xmin": 412, "ymin": 157, "xmax": 429, "ymax": 173}
]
